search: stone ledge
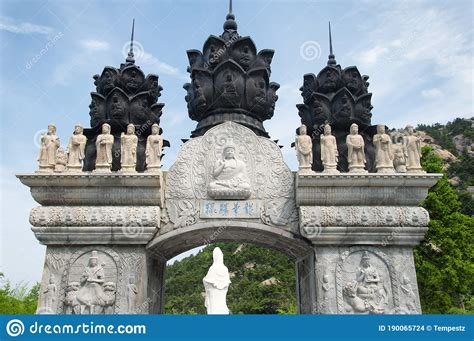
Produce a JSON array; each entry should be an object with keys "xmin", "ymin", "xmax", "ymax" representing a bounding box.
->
[
  {"xmin": 302, "ymin": 225, "xmax": 428, "ymax": 246},
  {"xmin": 31, "ymin": 225, "xmax": 157, "ymax": 245},
  {"xmin": 296, "ymin": 173, "xmax": 441, "ymax": 206},
  {"xmin": 17, "ymin": 173, "xmax": 164, "ymax": 206}
]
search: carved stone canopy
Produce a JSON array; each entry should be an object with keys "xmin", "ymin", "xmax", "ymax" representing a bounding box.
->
[{"xmin": 184, "ymin": 5, "xmax": 280, "ymax": 138}]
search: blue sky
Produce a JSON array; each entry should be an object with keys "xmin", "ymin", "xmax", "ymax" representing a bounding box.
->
[{"xmin": 1, "ymin": 0, "xmax": 472, "ymax": 285}]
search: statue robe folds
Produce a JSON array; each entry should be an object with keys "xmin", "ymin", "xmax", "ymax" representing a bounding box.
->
[
  {"xmin": 67, "ymin": 134, "xmax": 87, "ymax": 168},
  {"xmin": 95, "ymin": 134, "xmax": 114, "ymax": 167},
  {"xmin": 203, "ymin": 247, "xmax": 231, "ymax": 314}
]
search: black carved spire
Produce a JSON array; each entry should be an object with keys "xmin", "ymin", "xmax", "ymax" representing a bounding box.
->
[
  {"xmin": 297, "ymin": 22, "xmax": 376, "ymax": 172},
  {"xmin": 126, "ymin": 18, "xmax": 135, "ymax": 64},
  {"xmin": 83, "ymin": 20, "xmax": 167, "ymax": 172},
  {"xmin": 184, "ymin": 1, "xmax": 279, "ymax": 138},
  {"xmin": 327, "ymin": 22, "xmax": 337, "ymax": 66}
]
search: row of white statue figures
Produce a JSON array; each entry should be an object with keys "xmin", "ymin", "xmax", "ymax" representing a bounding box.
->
[
  {"xmin": 295, "ymin": 123, "xmax": 425, "ymax": 174},
  {"xmin": 36, "ymin": 123, "xmax": 163, "ymax": 173}
]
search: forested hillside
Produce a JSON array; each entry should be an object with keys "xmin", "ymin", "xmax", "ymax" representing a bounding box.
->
[{"xmin": 165, "ymin": 243, "xmax": 297, "ymax": 314}]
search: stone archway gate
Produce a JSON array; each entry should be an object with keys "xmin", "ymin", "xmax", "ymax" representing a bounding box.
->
[{"xmin": 18, "ymin": 122, "xmax": 440, "ymax": 314}]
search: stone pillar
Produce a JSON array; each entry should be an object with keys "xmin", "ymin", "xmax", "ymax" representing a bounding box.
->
[
  {"xmin": 296, "ymin": 173, "xmax": 441, "ymax": 314},
  {"xmin": 296, "ymin": 252, "xmax": 317, "ymax": 314},
  {"xmin": 17, "ymin": 173, "xmax": 163, "ymax": 314}
]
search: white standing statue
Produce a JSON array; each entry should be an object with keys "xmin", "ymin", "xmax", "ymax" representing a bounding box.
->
[
  {"xmin": 37, "ymin": 124, "xmax": 60, "ymax": 173},
  {"xmin": 203, "ymin": 247, "xmax": 231, "ymax": 314},
  {"xmin": 94, "ymin": 123, "xmax": 114, "ymax": 173},
  {"xmin": 346, "ymin": 123, "xmax": 367, "ymax": 173},
  {"xmin": 145, "ymin": 123, "xmax": 163, "ymax": 172},
  {"xmin": 373, "ymin": 124, "xmax": 394, "ymax": 173},
  {"xmin": 54, "ymin": 147, "xmax": 67, "ymax": 173},
  {"xmin": 67, "ymin": 124, "xmax": 87, "ymax": 172},
  {"xmin": 320, "ymin": 124, "xmax": 339, "ymax": 173},
  {"xmin": 120, "ymin": 124, "xmax": 138, "ymax": 173},
  {"xmin": 127, "ymin": 277, "xmax": 138, "ymax": 313},
  {"xmin": 295, "ymin": 124, "xmax": 315, "ymax": 174},
  {"xmin": 403, "ymin": 125, "xmax": 425, "ymax": 173},
  {"xmin": 42, "ymin": 274, "xmax": 57, "ymax": 313}
]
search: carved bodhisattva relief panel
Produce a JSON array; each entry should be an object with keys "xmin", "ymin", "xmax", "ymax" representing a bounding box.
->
[
  {"xmin": 36, "ymin": 246, "xmax": 147, "ymax": 315},
  {"xmin": 164, "ymin": 122, "xmax": 298, "ymax": 233},
  {"xmin": 314, "ymin": 246, "xmax": 422, "ymax": 315}
]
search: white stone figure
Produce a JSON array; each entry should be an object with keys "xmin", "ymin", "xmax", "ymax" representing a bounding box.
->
[
  {"xmin": 403, "ymin": 125, "xmax": 425, "ymax": 173},
  {"xmin": 120, "ymin": 124, "xmax": 138, "ymax": 173},
  {"xmin": 42, "ymin": 274, "xmax": 57, "ymax": 313},
  {"xmin": 145, "ymin": 123, "xmax": 163, "ymax": 172},
  {"xmin": 94, "ymin": 123, "xmax": 114, "ymax": 173},
  {"xmin": 346, "ymin": 123, "xmax": 367, "ymax": 173},
  {"xmin": 392, "ymin": 144, "xmax": 407, "ymax": 173},
  {"xmin": 127, "ymin": 277, "xmax": 138, "ymax": 313},
  {"xmin": 203, "ymin": 247, "xmax": 231, "ymax": 314},
  {"xmin": 343, "ymin": 251, "xmax": 387, "ymax": 314},
  {"xmin": 400, "ymin": 275, "xmax": 417, "ymax": 313},
  {"xmin": 76, "ymin": 250, "xmax": 106, "ymax": 314},
  {"xmin": 207, "ymin": 144, "xmax": 251, "ymax": 199},
  {"xmin": 320, "ymin": 124, "xmax": 339, "ymax": 173},
  {"xmin": 54, "ymin": 147, "xmax": 67, "ymax": 173},
  {"xmin": 373, "ymin": 124, "xmax": 394, "ymax": 173},
  {"xmin": 295, "ymin": 124, "xmax": 315, "ymax": 174},
  {"xmin": 37, "ymin": 124, "xmax": 60, "ymax": 173},
  {"xmin": 67, "ymin": 124, "xmax": 87, "ymax": 172}
]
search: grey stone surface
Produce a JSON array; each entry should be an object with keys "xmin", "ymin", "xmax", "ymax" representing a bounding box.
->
[
  {"xmin": 17, "ymin": 173, "xmax": 163, "ymax": 206},
  {"xmin": 296, "ymin": 173, "xmax": 441, "ymax": 206}
]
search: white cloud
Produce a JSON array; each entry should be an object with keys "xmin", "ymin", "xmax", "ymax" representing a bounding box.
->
[
  {"xmin": 0, "ymin": 17, "xmax": 54, "ymax": 35},
  {"xmin": 80, "ymin": 39, "xmax": 110, "ymax": 51},
  {"xmin": 358, "ymin": 46, "xmax": 388, "ymax": 64},
  {"xmin": 137, "ymin": 51, "xmax": 181, "ymax": 76},
  {"xmin": 345, "ymin": 1, "xmax": 473, "ymax": 127},
  {"xmin": 421, "ymin": 88, "xmax": 442, "ymax": 99}
]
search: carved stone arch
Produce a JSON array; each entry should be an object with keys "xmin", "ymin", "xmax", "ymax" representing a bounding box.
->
[{"xmin": 58, "ymin": 246, "xmax": 125, "ymax": 314}]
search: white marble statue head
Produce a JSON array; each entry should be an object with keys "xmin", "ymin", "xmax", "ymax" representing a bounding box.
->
[
  {"xmin": 74, "ymin": 124, "xmax": 83, "ymax": 134},
  {"xmin": 151, "ymin": 123, "xmax": 160, "ymax": 135},
  {"xmin": 350, "ymin": 123, "xmax": 359, "ymax": 135},
  {"xmin": 102, "ymin": 123, "xmax": 111, "ymax": 134},
  {"xmin": 126, "ymin": 124, "xmax": 135, "ymax": 135},
  {"xmin": 405, "ymin": 125, "xmax": 414, "ymax": 135},
  {"xmin": 377, "ymin": 124, "xmax": 385, "ymax": 134},
  {"xmin": 324, "ymin": 124, "xmax": 331, "ymax": 135},
  {"xmin": 47, "ymin": 124, "xmax": 56, "ymax": 134},
  {"xmin": 299, "ymin": 124, "xmax": 307, "ymax": 135}
]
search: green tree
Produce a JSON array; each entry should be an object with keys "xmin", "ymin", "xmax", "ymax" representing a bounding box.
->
[
  {"xmin": 415, "ymin": 147, "xmax": 474, "ymax": 313},
  {"xmin": 0, "ymin": 273, "xmax": 39, "ymax": 314}
]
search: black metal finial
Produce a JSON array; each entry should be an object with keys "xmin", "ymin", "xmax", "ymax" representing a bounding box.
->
[
  {"xmin": 224, "ymin": 0, "xmax": 237, "ymax": 30},
  {"xmin": 328, "ymin": 21, "xmax": 337, "ymax": 66},
  {"xmin": 126, "ymin": 18, "xmax": 135, "ymax": 63}
]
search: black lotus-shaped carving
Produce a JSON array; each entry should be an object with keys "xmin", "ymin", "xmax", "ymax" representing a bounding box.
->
[
  {"xmin": 89, "ymin": 62, "xmax": 164, "ymax": 128},
  {"xmin": 184, "ymin": 14, "xmax": 279, "ymax": 137},
  {"xmin": 298, "ymin": 64, "xmax": 372, "ymax": 135}
]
